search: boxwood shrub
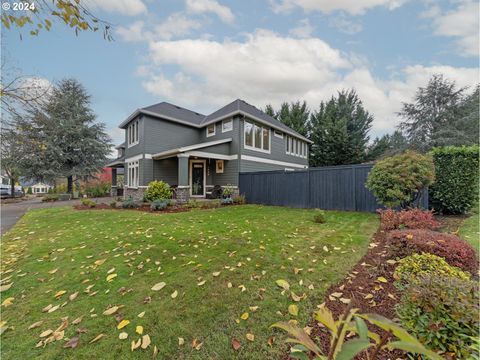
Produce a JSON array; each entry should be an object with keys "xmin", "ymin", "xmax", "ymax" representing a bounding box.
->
[
  {"xmin": 429, "ymin": 146, "xmax": 479, "ymax": 214},
  {"xmin": 396, "ymin": 273, "xmax": 479, "ymax": 358}
]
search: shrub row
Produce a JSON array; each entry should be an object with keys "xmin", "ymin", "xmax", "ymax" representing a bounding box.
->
[{"xmin": 378, "ymin": 208, "xmax": 439, "ymax": 231}]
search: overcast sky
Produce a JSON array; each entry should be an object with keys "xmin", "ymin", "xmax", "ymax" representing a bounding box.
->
[{"xmin": 4, "ymin": 0, "xmax": 479, "ymax": 145}]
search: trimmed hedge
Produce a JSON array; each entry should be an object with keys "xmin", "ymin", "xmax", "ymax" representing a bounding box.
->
[
  {"xmin": 429, "ymin": 146, "xmax": 479, "ymax": 214},
  {"xmin": 365, "ymin": 151, "xmax": 435, "ymax": 208}
]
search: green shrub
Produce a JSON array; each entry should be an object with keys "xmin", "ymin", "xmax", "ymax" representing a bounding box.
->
[
  {"xmin": 313, "ymin": 209, "xmax": 326, "ymax": 224},
  {"xmin": 394, "ymin": 253, "xmax": 470, "ymax": 290},
  {"xmin": 42, "ymin": 194, "xmax": 59, "ymax": 202},
  {"xmin": 222, "ymin": 186, "xmax": 234, "ymax": 198},
  {"xmin": 27, "ymin": 187, "xmax": 32, "ymax": 195},
  {"xmin": 144, "ymin": 181, "xmax": 172, "ymax": 202},
  {"xmin": 53, "ymin": 184, "xmax": 67, "ymax": 194},
  {"xmin": 429, "ymin": 146, "xmax": 479, "ymax": 214},
  {"xmin": 109, "ymin": 200, "xmax": 117, "ymax": 208},
  {"xmin": 85, "ymin": 182, "xmax": 110, "ymax": 198},
  {"xmin": 396, "ymin": 274, "xmax": 479, "ymax": 358},
  {"xmin": 185, "ymin": 199, "xmax": 199, "ymax": 208},
  {"xmin": 81, "ymin": 198, "xmax": 97, "ymax": 208},
  {"xmin": 122, "ymin": 198, "xmax": 140, "ymax": 209},
  {"xmin": 232, "ymin": 194, "xmax": 246, "ymax": 204},
  {"xmin": 150, "ymin": 199, "xmax": 169, "ymax": 211},
  {"xmin": 366, "ymin": 151, "xmax": 435, "ymax": 208}
]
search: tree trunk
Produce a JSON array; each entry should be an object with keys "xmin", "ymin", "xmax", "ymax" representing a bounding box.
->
[
  {"xmin": 67, "ymin": 176, "xmax": 73, "ymax": 194},
  {"xmin": 10, "ymin": 178, "xmax": 15, "ymax": 198}
]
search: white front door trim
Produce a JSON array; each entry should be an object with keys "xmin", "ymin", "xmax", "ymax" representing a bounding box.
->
[{"xmin": 189, "ymin": 159, "xmax": 206, "ymax": 197}]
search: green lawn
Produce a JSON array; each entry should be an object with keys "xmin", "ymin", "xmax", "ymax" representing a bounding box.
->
[
  {"xmin": 0, "ymin": 205, "xmax": 378, "ymax": 359},
  {"xmin": 459, "ymin": 212, "xmax": 479, "ymax": 250}
]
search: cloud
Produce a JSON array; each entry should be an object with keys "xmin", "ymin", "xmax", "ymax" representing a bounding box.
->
[
  {"xmin": 117, "ymin": 13, "xmax": 202, "ymax": 42},
  {"xmin": 289, "ymin": 18, "xmax": 315, "ymax": 38},
  {"xmin": 269, "ymin": 0, "xmax": 408, "ymax": 15},
  {"xmin": 186, "ymin": 0, "xmax": 235, "ymax": 23},
  {"xmin": 426, "ymin": 0, "xmax": 479, "ymax": 57},
  {"xmin": 138, "ymin": 30, "xmax": 478, "ymax": 136},
  {"xmin": 85, "ymin": 0, "xmax": 147, "ymax": 16},
  {"xmin": 328, "ymin": 14, "xmax": 363, "ymax": 34}
]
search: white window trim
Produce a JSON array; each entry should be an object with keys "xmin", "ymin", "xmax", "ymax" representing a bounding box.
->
[
  {"xmin": 221, "ymin": 119, "xmax": 233, "ymax": 133},
  {"xmin": 127, "ymin": 160, "xmax": 140, "ymax": 188},
  {"xmin": 206, "ymin": 123, "xmax": 216, "ymax": 137},
  {"xmin": 274, "ymin": 130, "xmax": 283, "ymax": 138},
  {"xmin": 243, "ymin": 120, "xmax": 271, "ymax": 154},
  {"xmin": 127, "ymin": 119, "xmax": 139, "ymax": 148}
]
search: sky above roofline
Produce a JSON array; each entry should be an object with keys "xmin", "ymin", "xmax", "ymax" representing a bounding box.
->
[{"xmin": 4, "ymin": 0, "xmax": 479, "ymax": 146}]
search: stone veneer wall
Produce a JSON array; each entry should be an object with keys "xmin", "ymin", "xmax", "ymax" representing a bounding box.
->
[
  {"xmin": 124, "ymin": 187, "xmax": 146, "ymax": 201},
  {"xmin": 176, "ymin": 186, "xmax": 190, "ymax": 204}
]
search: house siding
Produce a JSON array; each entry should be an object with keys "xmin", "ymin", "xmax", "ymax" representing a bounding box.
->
[{"xmin": 153, "ymin": 158, "xmax": 178, "ymax": 186}]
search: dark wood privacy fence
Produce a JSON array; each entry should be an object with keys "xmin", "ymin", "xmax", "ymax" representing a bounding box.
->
[{"xmin": 239, "ymin": 164, "xmax": 428, "ymax": 212}]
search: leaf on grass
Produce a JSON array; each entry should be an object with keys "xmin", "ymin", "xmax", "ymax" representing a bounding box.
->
[
  {"xmin": 103, "ymin": 306, "xmax": 119, "ymax": 315},
  {"xmin": 29, "ymin": 321, "xmax": 44, "ymax": 330},
  {"xmin": 63, "ymin": 336, "xmax": 80, "ymax": 349},
  {"xmin": 72, "ymin": 316, "xmax": 83, "ymax": 325},
  {"xmin": 231, "ymin": 338, "xmax": 241, "ymax": 350},
  {"xmin": 0, "ymin": 282, "xmax": 13, "ymax": 292},
  {"xmin": 131, "ymin": 338, "xmax": 141, "ymax": 351},
  {"xmin": 197, "ymin": 280, "xmax": 206, "ymax": 286},
  {"xmin": 137, "ymin": 311, "xmax": 145, "ymax": 318},
  {"xmin": 249, "ymin": 306, "xmax": 259, "ymax": 312},
  {"xmin": 54, "ymin": 290, "xmax": 67, "ymax": 298},
  {"xmin": 94, "ymin": 259, "xmax": 106, "ymax": 266},
  {"xmin": 48, "ymin": 305, "xmax": 60, "ymax": 313},
  {"xmin": 48, "ymin": 268, "xmax": 59, "ymax": 274},
  {"xmin": 106, "ymin": 274, "xmax": 117, "ymax": 282},
  {"xmin": 89, "ymin": 333, "xmax": 105, "ymax": 344},
  {"xmin": 246, "ymin": 333, "xmax": 255, "ymax": 342},
  {"xmin": 276, "ymin": 279, "xmax": 290, "ymax": 290},
  {"xmin": 141, "ymin": 334, "xmax": 151, "ymax": 349},
  {"xmin": 2, "ymin": 297, "xmax": 14, "ymax": 307},
  {"xmin": 376, "ymin": 277, "xmax": 388, "ymax": 283},
  {"xmin": 191, "ymin": 338, "xmax": 203, "ymax": 350},
  {"xmin": 212, "ymin": 271, "xmax": 221, "ymax": 277},
  {"xmin": 117, "ymin": 319, "xmax": 130, "ymax": 329},
  {"xmin": 151, "ymin": 282, "xmax": 166, "ymax": 291},
  {"xmin": 171, "ymin": 290, "xmax": 178, "ymax": 299},
  {"xmin": 153, "ymin": 345, "xmax": 159, "ymax": 357},
  {"xmin": 240, "ymin": 312, "xmax": 249, "ymax": 320},
  {"xmin": 136, "ymin": 326, "xmax": 143, "ymax": 335},
  {"xmin": 69, "ymin": 292, "xmax": 78, "ymax": 301},
  {"xmin": 288, "ymin": 304, "xmax": 299, "ymax": 316},
  {"xmin": 119, "ymin": 332, "xmax": 128, "ymax": 340},
  {"xmin": 178, "ymin": 337, "xmax": 185, "ymax": 346},
  {"xmin": 40, "ymin": 329, "xmax": 53, "ymax": 337}
]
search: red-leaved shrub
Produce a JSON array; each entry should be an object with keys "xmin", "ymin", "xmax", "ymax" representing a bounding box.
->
[
  {"xmin": 387, "ymin": 229, "xmax": 478, "ymax": 275},
  {"xmin": 378, "ymin": 208, "xmax": 439, "ymax": 231}
]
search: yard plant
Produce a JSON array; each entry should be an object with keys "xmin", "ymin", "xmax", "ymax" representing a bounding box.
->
[
  {"xmin": 0, "ymin": 205, "xmax": 377, "ymax": 359},
  {"xmin": 143, "ymin": 180, "xmax": 172, "ymax": 202}
]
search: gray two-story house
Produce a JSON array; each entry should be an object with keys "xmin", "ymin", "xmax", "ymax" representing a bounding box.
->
[{"xmin": 107, "ymin": 99, "xmax": 311, "ymax": 202}]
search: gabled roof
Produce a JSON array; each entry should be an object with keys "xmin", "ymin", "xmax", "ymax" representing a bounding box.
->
[{"xmin": 118, "ymin": 99, "xmax": 312, "ymax": 143}]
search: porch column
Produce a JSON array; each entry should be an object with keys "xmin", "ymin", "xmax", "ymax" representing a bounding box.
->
[
  {"xmin": 177, "ymin": 154, "xmax": 190, "ymax": 204},
  {"xmin": 110, "ymin": 168, "xmax": 117, "ymax": 197}
]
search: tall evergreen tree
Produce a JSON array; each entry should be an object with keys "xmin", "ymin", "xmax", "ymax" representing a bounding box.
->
[
  {"xmin": 398, "ymin": 74, "xmax": 476, "ymax": 152},
  {"xmin": 309, "ymin": 89, "xmax": 373, "ymax": 166},
  {"xmin": 264, "ymin": 101, "xmax": 310, "ymax": 137},
  {"xmin": 19, "ymin": 79, "xmax": 111, "ymax": 193},
  {"xmin": 366, "ymin": 130, "xmax": 409, "ymax": 161}
]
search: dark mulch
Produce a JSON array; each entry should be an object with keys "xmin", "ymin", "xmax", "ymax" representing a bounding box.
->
[
  {"xmin": 282, "ymin": 229, "xmax": 406, "ymax": 360},
  {"xmin": 74, "ymin": 203, "xmax": 240, "ymax": 213}
]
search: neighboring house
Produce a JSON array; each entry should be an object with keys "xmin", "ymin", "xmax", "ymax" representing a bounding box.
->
[
  {"xmin": 31, "ymin": 182, "xmax": 52, "ymax": 195},
  {"xmin": 107, "ymin": 99, "xmax": 311, "ymax": 202}
]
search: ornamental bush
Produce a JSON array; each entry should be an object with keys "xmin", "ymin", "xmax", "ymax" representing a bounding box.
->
[
  {"xmin": 150, "ymin": 199, "xmax": 169, "ymax": 211},
  {"xmin": 429, "ymin": 146, "xmax": 479, "ymax": 214},
  {"xmin": 378, "ymin": 208, "xmax": 439, "ymax": 231},
  {"xmin": 387, "ymin": 229, "xmax": 478, "ymax": 275},
  {"xmin": 394, "ymin": 253, "xmax": 470, "ymax": 289},
  {"xmin": 365, "ymin": 151, "xmax": 435, "ymax": 208},
  {"xmin": 122, "ymin": 198, "xmax": 140, "ymax": 209},
  {"xmin": 396, "ymin": 274, "xmax": 479, "ymax": 358},
  {"xmin": 80, "ymin": 198, "xmax": 97, "ymax": 208},
  {"xmin": 144, "ymin": 181, "xmax": 172, "ymax": 202}
]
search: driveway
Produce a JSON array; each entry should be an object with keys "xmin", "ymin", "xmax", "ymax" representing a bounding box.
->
[{"xmin": 1, "ymin": 198, "xmax": 102, "ymax": 236}]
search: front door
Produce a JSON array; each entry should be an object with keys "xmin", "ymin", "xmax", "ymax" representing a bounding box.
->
[{"xmin": 190, "ymin": 160, "xmax": 206, "ymax": 197}]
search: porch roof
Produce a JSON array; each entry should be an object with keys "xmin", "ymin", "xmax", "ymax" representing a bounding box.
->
[
  {"xmin": 106, "ymin": 157, "xmax": 125, "ymax": 168},
  {"xmin": 152, "ymin": 138, "xmax": 232, "ymax": 160}
]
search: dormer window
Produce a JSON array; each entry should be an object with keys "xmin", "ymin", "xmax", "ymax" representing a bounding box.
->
[
  {"xmin": 206, "ymin": 123, "xmax": 216, "ymax": 137},
  {"xmin": 128, "ymin": 119, "xmax": 139, "ymax": 147}
]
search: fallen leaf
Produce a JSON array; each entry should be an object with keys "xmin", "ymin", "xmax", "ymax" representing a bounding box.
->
[
  {"xmin": 63, "ymin": 336, "xmax": 79, "ymax": 348},
  {"xmin": 275, "ymin": 279, "xmax": 290, "ymax": 290},
  {"xmin": 106, "ymin": 274, "xmax": 117, "ymax": 282},
  {"xmin": 212, "ymin": 271, "xmax": 221, "ymax": 277},
  {"xmin": 137, "ymin": 311, "xmax": 145, "ymax": 318},
  {"xmin": 2, "ymin": 297, "xmax": 14, "ymax": 307},
  {"xmin": 0, "ymin": 283, "xmax": 13, "ymax": 292},
  {"xmin": 376, "ymin": 276, "xmax": 388, "ymax": 283},
  {"xmin": 197, "ymin": 280, "xmax": 206, "ymax": 286},
  {"xmin": 191, "ymin": 338, "xmax": 203, "ymax": 350},
  {"xmin": 141, "ymin": 334, "xmax": 151, "ymax": 349},
  {"xmin": 136, "ymin": 326, "xmax": 143, "ymax": 335},
  {"xmin": 117, "ymin": 319, "xmax": 130, "ymax": 329},
  {"xmin": 240, "ymin": 312, "xmax": 249, "ymax": 320},
  {"xmin": 28, "ymin": 321, "xmax": 44, "ymax": 330},
  {"xmin": 54, "ymin": 290, "xmax": 67, "ymax": 299},
  {"xmin": 94, "ymin": 259, "xmax": 106, "ymax": 266},
  {"xmin": 331, "ymin": 292, "xmax": 343, "ymax": 298},
  {"xmin": 340, "ymin": 298, "xmax": 351, "ymax": 304},
  {"xmin": 153, "ymin": 345, "xmax": 159, "ymax": 357},
  {"xmin": 231, "ymin": 338, "xmax": 241, "ymax": 350},
  {"xmin": 89, "ymin": 334, "xmax": 105, "ymax": 344},
  {"xmin": 119, "ymin": 332, "xmax": 128, "ymax": 340},
  {"xmin": 40, "ymin": 329, "xmax": 53, "ymax": 337},
  {"xmin": 69, "ymin": 292, "xmax": 78, "ymax": 301},
  {"xmin": 288, "ymin": 304, "xmax": 298, "ymax": 316},
  {"xmin": 72, "ymin": 316, "xmax": 83, "ymax": 325},
  {"xmin": 249, "ymin": 306, "xmax": 259, "ymax": 312},
  {"xmin": 103, "ymin": 306, "xmax": 119, "ymax": 316},
  {"xmin": 364, "ymin": 294, "xmax": 374, "ymax": 300},
  {"xmin": 246, "ymin": 333, "xmax": 254, "ymax": 342},
  {"xmin": 151, "ymin": 282, "xmax": 166, "ymax": 291},
  {"xmin": 131, "ymin": 338, "xmax": 141, "ymax": 351},
  {"xmin": 178, "ymin": 337, "xmax": 185, "ymax": 346},
  {"xmin": 48, "ymin": 268, "xmax": 58, "ymax": 274},
  {"xmin": 323, "ymin": 246, "xmax": 329, "ymax": 252},
  {"xmin": 171, "ymin": 290, "xmax": 178, "ymax": 299},
  {"xmin": 48, "ymin": 305, "xmax": 60, "ymax": 313}
]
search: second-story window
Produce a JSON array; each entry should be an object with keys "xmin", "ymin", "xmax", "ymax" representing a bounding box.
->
[
  {"xmin": 128, "ymin": 119, "xmax": 139, "ymax": 147},
  {"xmin": 244, "ymin": 120, "xmax": 270, "ymax": 152},
  {"xmin": 222, "ymin": 119, "xmax": 233, "ymax": 132},
  {"xmin": 206, "ymin": 123, "xmax": 216, "ymax": 137}
]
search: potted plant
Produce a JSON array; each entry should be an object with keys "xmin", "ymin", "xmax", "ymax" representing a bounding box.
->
[{"xmin": 222, "ymin": 186, "xmax": 233, "ymax": 199}]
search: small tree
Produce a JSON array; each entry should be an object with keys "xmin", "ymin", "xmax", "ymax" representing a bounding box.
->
[{"xmin": 365, "ymin": 151, "xmax": 435, "ymax": 208}]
